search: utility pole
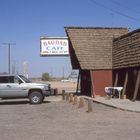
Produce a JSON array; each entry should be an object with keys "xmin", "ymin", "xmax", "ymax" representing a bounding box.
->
[
  {"xmin": 2, "ymin": 43, "xmax": 16, "ymax": 74},
  {"xmin": 62, "ymin": 66, "xmax": 64, "ymax": 79}
]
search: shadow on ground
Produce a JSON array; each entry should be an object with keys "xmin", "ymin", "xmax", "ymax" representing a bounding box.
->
[{"xmin": 0, "ymin": 100, "xmax": 51, "ymax": 105}]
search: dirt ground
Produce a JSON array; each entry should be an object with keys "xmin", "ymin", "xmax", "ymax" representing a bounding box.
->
[
  {"xmin": 0, "ymin": 95, "xmax": 140, "ymax": 140},
  {"xmin": 0, "ymin": 82, "xmax": 140, "ymax": 140},
  {"xmin": 48, "ymin": 81, "xmax": 77, "ymax": 93}
]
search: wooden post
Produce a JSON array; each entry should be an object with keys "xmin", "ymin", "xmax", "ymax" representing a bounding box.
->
[
  {"xmin": 113, "ymin": 72, "xmax": 118, "ymax": 96},
  {"xmin": 114, "ymin": 72, "xmax": 118, "ymax": 87},
  {"xmin": 62, "ymin": 90, "xmax": 65, "ymax": 100},
  {"xmin": 87, "ymin": 99, "xmax": 93, "ymax": 112},
  {"xmin": 76, "ymin": 70, "xmax": 81, "ymax": 95},
  {"xmin": 122, "ymin": 72, "xmax": 128, "ymax": 98},
  {"xmin": 78, "ymin": 97, "xmax": 84, "ymax": 108},
  {"xmin": 73, "ymin": 95, "xmax": 78, "ymax": 105},
  {"xmin": 66, "ymin": 93, "xmax": 69, "ymax": 101},
  {"xmin": 132, "ymin": 70, "xmax": 140, "ymax": 102},
  {"xmin": 54, "ymin": 88, "xmax": 58, "ymax": 95},
  {"xmin": 69, "ymin": 94, "xmax": 74, "ymax": 103}
]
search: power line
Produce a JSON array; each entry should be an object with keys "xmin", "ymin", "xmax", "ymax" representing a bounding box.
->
[
  {"xmin": 110, "ymin": 0, "xmax": 140, "ymax": 15},
  {"xmin": 89, "ymin": 0, "xmax": 140, "ymax": 22}
]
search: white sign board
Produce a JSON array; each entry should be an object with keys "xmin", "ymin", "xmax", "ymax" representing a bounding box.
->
[{"xmin": 40, "ymin": 37, "xmax": 69, "ymax": 56}]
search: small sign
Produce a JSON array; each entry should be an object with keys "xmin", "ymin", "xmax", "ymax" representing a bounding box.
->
[{"xmin": 40, "ymin": 37, "xmax": 69, "ymax": 56}]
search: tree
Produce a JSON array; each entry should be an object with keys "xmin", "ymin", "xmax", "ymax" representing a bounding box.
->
[{"xmin": 42, "ymin": 72, "xmax": 50, "ymax": 81}]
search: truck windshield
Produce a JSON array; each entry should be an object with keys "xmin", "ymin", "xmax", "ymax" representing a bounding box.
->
[{"xmin": 19, "ymin": 75, "xmax": 31, "ymax": 83}]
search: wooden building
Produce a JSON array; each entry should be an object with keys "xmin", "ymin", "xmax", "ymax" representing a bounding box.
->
[
  {"xmin": 113, "ymin": 28, "xmax": 140, "ymax": 101},
  {"xmin": 65, "ymin": 27, "xmax": 128, "ymax": 97}
]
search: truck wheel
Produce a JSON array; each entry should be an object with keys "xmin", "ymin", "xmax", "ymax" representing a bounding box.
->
[{"xmin": 29, "ymin": 91, "xmax": 43, "ymax": 104}]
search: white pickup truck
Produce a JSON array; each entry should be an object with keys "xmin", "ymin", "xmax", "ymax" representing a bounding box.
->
[{"xmin": 0, "ymin": 75, "xmax": 51, "ymax": 104}]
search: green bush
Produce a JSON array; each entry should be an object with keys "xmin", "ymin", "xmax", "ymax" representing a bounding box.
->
[{"xmin": 42, "ymin": 72, "xmax": 50, "ymax": 81}]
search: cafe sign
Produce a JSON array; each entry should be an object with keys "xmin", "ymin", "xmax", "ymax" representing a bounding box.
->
[{"xmin": 40, "ymin": 37, "xmax": 69, "ymax": 56}]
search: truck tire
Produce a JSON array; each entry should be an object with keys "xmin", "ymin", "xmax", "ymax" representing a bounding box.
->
[{"xmin": 29, "ymin": 91, "xmax": 43, "ymax": 104}]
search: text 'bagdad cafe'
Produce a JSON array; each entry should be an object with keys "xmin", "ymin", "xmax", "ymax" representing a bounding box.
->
[{"xmin": 40, "ymin": 37, "xmax": 69, "ymax": 56}]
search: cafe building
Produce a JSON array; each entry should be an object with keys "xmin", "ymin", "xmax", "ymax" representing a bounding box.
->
[
  {"xmin": 113, "ymin": 28, "xmax": 140, "ymax": 101},
  {"xmin": 65, "ymin": 27, "xmax": 128, "ymax": 97}
]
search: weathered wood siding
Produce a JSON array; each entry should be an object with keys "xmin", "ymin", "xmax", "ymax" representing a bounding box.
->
[{"xmin": 113, "ymin": 29, "xmax": 140, "ymax": 69}]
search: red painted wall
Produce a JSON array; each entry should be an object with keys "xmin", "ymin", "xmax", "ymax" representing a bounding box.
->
[{"xmin": 92, "ymin": 70, "xmax": 112, "ymax": 96}]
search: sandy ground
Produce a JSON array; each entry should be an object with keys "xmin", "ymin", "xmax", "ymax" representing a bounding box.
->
[
  {"xmin": 48, "ymin": 81, "xmax": 77, "ymax": 93},
  {"xmin": 0, "ymin": 96, "xmax": 140, "ymax": 140},
  {"xmin": 0, "ymin": 81, "xmax": 140, "ymax": 140}
]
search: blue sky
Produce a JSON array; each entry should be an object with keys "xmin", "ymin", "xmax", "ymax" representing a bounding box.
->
[{"xmin": 0, "ymin": 0, "xmax": 140, "ymax": 77}]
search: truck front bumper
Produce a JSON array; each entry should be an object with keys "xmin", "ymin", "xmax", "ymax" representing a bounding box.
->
[{"xmin": 42, "ymin": 90, "xmax": 51, "ymax": 96}]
